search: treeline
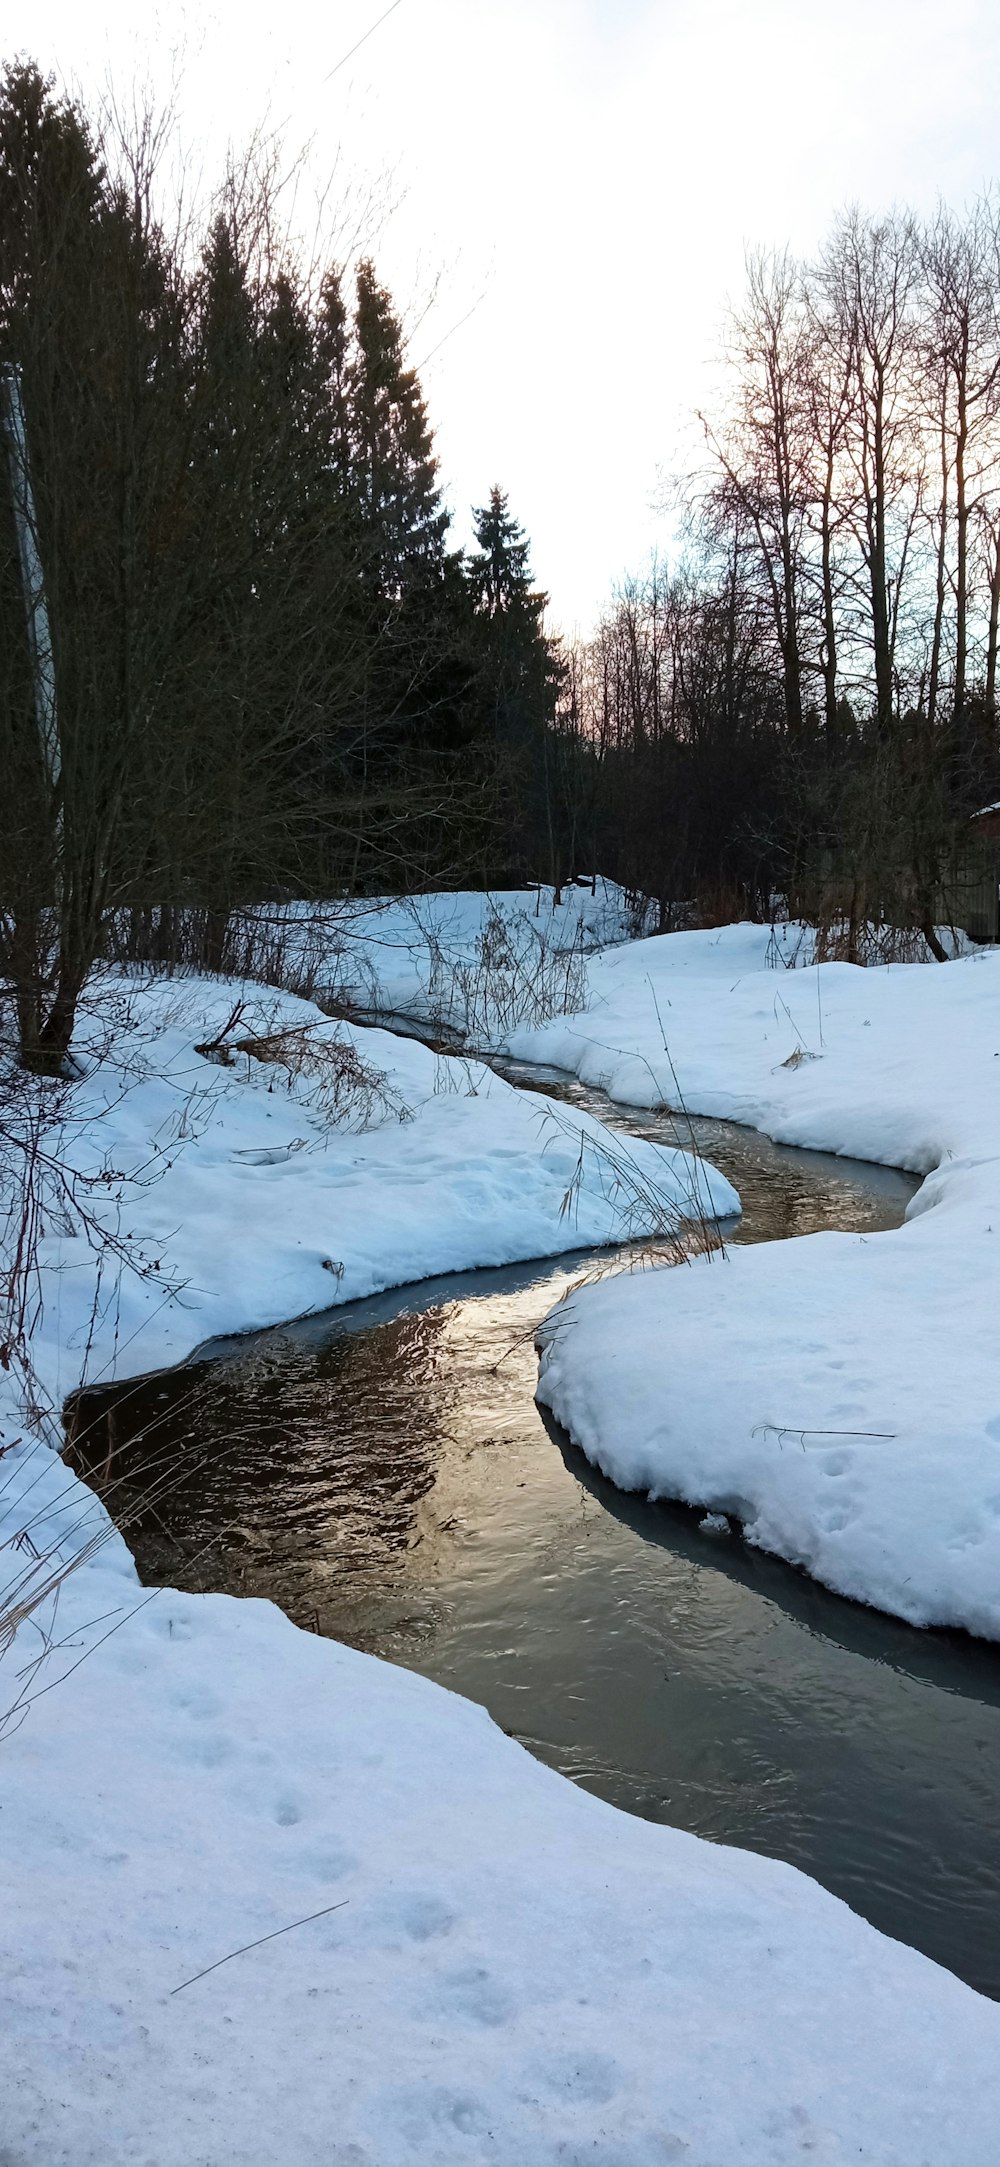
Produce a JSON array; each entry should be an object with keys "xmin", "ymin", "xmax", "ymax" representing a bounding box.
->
[
  {"xmin": 7, "ymin": 61, "xmax": 999, "ymax": 1075},
  {"xmin": 0, "ymin": 63, "xmax": 560, "ymax": 1065},
  {"xmin": 547, "ymin": 208, "xmax": 1000, "ymax": 946}
]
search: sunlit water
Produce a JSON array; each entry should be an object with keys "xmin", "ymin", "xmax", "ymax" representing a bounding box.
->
[{"xmin": 68, "ymin": 1073, "xmax": 1000, "ymax": 1999}]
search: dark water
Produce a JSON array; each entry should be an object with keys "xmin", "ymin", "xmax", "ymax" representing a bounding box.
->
[{"xmin": 67, "ymin": 1083, "xmax": 1000, "ymax": 2000}]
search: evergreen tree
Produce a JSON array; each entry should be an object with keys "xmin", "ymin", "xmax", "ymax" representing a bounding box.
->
[
  {"xmin": 0, "ymin": 62, "xmax": 510, "ymax": 1057},
  {"xmin": 467, "ymin": 488, "xmax": 564, "ymax": 881},
  {"xmin": 0, "ymin": 61, "xmax": 195, "ymax": 1061},
  {"xmin": 316, "ymin": 268, "xmax": 353, "ymax": 497},
  {"xmin": 468, "ymin": 487, "xmax": 561, "ymax": 739},
  {"xmin": 348, "ymin": 258, "xmax": 449, "ymax": 590},
  {"xmin": 468, "ymin": 486, "xmax": 536, "ymax": 618}
]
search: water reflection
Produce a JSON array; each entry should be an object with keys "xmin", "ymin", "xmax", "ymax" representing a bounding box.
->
[
  {"xmin": 66, "ymin": 1098, "xmax": 1000, "ymax": 2000},
  {"xmin": 492, "ymin": 1057, "xmax": 918, "ymax": 1243}
]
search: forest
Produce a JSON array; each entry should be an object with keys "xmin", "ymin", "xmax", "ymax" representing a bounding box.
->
[
  {"xmin": 555, "ymin": 211, "xmax": 1000, "ymax": 949},
  {"xmin": 3, "ymin": 61, "xmax": 1000, "ymax": 1070},
  {"xmin": 0, "ymin": 62, "xmax": 559, "ymax": 1066}
]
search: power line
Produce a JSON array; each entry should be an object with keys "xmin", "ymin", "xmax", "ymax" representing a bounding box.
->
[{"xmin": 323, "ymin": 0, "xmax": 405, "ymax": 84}]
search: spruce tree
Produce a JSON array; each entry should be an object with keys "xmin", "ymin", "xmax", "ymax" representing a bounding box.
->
[
  {"xmin": 348, "ymin": 258, "xmax": 449, "ymax": 590},
  {"xmin": 468, "ymin": 486, "xmax": 536, "ymax": 617},
  {"xmin": 0, "ymin": 60, "xmax": 506, "ymax": 1036},
  {"xmin": 467, "ymin": 488, "xmax": 564, "ymax": 881},
  {"xmin": 468, "ymin": 487, "xmax": 560, "ymax": 734},
  {"xmin": 0, "ymin": 61, "xmax": 194, "ymax": 1059},
  {"xmin": 316, "ymin": 268, "xmax": 353, "ymax": 497}
]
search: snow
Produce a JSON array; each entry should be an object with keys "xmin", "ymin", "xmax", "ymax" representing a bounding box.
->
[
  {"xmin": 4, "ymin": 952, "xmax": 1000, "ymax": 2160},
  {"xmin": 503, "ymin": 922, "xmax": 1000, "ymax": 1636},
  {"xmin": 7, "ymin": 1492, "xmax": 1000, "ymax": 2166},
  {"xmin": 254, "ymin": 881, "xmax": 642, "ymax": 1038},
  {"xmin": 20, "ymin": 973, "xmax": 735, "ymax": 1401},
  {"xmin": 277, "ymin": 893, "xmax": 974, "ymax": 1037}
]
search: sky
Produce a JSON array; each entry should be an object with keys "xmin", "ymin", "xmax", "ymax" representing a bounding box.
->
[{"xmin": 7, "ymin": 0, "xmax": 1000, "ymax": 634}]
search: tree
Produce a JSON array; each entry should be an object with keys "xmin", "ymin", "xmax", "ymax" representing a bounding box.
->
[
  {"xmin": 560, "ymin": 550, "xmax": 787, "ymax": 927},
  {"xmin": 701, "ymin": 249, "xmax": 810, "ymax": 735},
  {"xmin": 467, "ymin": 487, "xmax": 564, "ymax": 882},
  {"xmin": 658, "ymin": 199, "xmax": 1000, "ymax": 943},
  {"xmin": 817, "ymin": 211, "xmax": 922, "ymax": 732},
  {"xmin": 468, "ymin": 488, "xmax": 560, "ymax": 729},
  {"xmin": 0, "ymin": 65, "xmax": 515, "ymax": 1057},
  {"xmin": 348, "ymin": 259, "xmax": 449, "ymax": 592},
  {"xmin": 0, "ymin": 61, "xmax": 194, "ymax": 1066},
  {"xmin": 920, "ymin": 201, "xmax": 1000, "ymax": 736}
]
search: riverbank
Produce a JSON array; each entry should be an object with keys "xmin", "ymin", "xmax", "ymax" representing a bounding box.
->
[
  {"xmin": 505, "ymin": 923, "xmax": 1000, "ymax": 1635},
  {"xmin": 3, "ymin": 955, "xmax": 1000, "ymax": 2162},
  {"xmin": 12, "ymin": 974, "xmax": 734, "ymax": 1395}
]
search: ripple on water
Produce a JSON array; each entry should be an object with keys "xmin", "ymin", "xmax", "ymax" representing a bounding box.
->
[{"xmin": 67, "ymin": 1081, "xmax": 1000, "ymax": 2000}]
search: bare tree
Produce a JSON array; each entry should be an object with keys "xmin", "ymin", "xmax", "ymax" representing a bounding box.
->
[
  {"xmin": 701, "ymin": 248, "xmax": 811, "ymax": 734},
  {"xmin": 921, "ymin": 199, "xmax": 1000, "ymax": 731},
  {"xmin": 817, "ymin": 210, "xmax": 922, "ymax": 729}
]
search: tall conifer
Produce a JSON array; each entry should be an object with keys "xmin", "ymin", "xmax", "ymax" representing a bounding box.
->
[{"xmin": 348, "ymin": 258, "xmax": 449, "ymax": 589}]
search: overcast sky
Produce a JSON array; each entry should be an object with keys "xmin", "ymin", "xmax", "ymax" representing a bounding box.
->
[{"xmin": 8, "ymin": 0, "xmax": 1000, "ymax": 632}]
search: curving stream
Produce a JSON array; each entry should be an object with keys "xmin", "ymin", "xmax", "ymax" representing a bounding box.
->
[{"xmin": 68, "ymin": 1066, "xmax": 1000, "ymax": 2000}]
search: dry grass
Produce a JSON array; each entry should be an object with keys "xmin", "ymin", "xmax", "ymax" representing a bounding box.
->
[
  {"xmin": 426, "ymin": 907, "xmax": 590, "ymax": 1045},
  {"xmin": 195, "ymin": 1001, "xmax": 412, "ymax": 1131},
  {"xmin": 544, "ymin": 1103, "xmax": 727, "ymax": 1266}
]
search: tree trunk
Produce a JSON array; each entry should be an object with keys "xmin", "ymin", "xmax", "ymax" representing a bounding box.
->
[
  {"xmin": 927, "ymin": 399, "xmax": 948, "ymax": 725},
  {"xmin": 870, "ymin": 369, "xmax": 894, "ymax": 729},
  {"xmin": 819, "ymin": 434, "xmax": 839, "ymax": 741},
  {"xmin": 986, "ymin": 527, "xmax": 1000, "ymax": 717},
  {"xmin": 954, "ymin": 351, "xmax": 970, "ymax": 729},
  {"xmin": 920, "ymin": 910, "xmax": 948, "ymax": 962}
]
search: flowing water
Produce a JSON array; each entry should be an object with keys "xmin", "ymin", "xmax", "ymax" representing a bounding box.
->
[{"xmin": 68, "ymin": 1067, "xmax": 1000, "ymax": 2000}]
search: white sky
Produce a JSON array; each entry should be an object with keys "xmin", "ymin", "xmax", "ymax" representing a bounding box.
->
[{"xmin": 7, "ymin": 0, "xmax": 1000, "ymax": 633}]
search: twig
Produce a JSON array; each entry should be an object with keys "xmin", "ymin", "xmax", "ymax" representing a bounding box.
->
[
  {"xmin": 753, "ymin": 1423, "xmax": 896, "ymax": 1449},
  {"xmin": 171, "ymin": 1899, "xmax": 350, "ymax": 1994}
]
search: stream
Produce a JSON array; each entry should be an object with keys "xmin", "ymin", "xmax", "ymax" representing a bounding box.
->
[{"xmin": 69, "ymin": 1061, "xmax": 1000, "ymax": 2000}]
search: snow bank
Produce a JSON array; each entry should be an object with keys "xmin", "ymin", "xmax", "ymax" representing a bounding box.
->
[
  {"xmin": 505, "ymin": 923, "xmax": 1000, "ymax": 1634},
  {"xmin": 6, "ymin": 1467, "xmax": 1000, "ymax": 2165},
  {"xmin": 4, "ymin": 961, "xmax": 1000, "ymax": 2161},
  {"xmin": 308, "ymin": 900, "xmax": 969, "ymax": 1042},
  {"xmin": 22, "ymin": 973, "xmax": 734, "ymax": 1401},
  {"xmin": 255, "ymin": 881, "xmax": 640, "ymax": 1038}
]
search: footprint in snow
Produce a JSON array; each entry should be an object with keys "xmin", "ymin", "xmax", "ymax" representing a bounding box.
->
[{"xmin": 818, "ymin": 1505, "xmax": 855, "ymax": 1535}]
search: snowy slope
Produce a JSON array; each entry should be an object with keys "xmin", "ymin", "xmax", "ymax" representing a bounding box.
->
[{"xmin": 505, "ymin": 924, "xmax": 1000, "ymax": 1633}]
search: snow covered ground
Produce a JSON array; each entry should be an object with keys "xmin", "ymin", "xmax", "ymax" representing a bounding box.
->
[
  {"xmin": 263, "ymin": 891, "xmax": 970, "ymax": 1039},
  {"xmin": 4, "ymin": 956, "xmax": 1000, "ymax": 2162},
  {"xmin": 249, "ymin": 880, "xmax": 641, "ymax": 1039},
  {"xmin": 6, "ymin": 1538, "xmax": 1000, "ymax": 2166},
  {"xmin": 505, "ymin": 922, "xmax": 1000, "ymax": 1637}
]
